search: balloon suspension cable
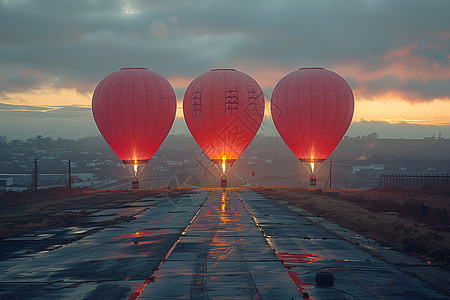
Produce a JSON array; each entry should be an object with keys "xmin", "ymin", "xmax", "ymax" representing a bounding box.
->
[
  {"xmin": 299, "ymin": 158, "xmax": 324, "ymax": 187},
  {"xmin": 131, "ymin": 160, "xmax": 140, "ymax": 189},
  {"xmin": 132, "ymin": 164, "xmax": 139, "ymax": 190},
  {"xmin": 310, "ymin": 160, "xmax": 317, "ymax": 186},
  {"xmin": 220, "ymin": 156, "xmax": 228, "ymax": 188}
]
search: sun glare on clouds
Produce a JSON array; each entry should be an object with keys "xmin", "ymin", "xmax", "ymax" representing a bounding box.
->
[
  {"xmin": 355, "ymin": 99, "xmax": 450, "ymax": 126},
  {"xmin": 2, "ymin": 86, "xmax": 92, "ymax": 108}
]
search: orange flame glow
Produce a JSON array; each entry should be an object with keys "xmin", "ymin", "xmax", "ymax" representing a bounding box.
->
[{"xmin": 221, "ymin": 156, "xmax": 226, "ymax": 174}]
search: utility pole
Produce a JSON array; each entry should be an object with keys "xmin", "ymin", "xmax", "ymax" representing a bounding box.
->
[
  {"xmin": 33, "ymin": 157, "xmax": 38, "ymax": 190},
  {"xmin": 68, "ymin": 160, "xmax": 72, "ymax": 189},
  {"xmin": 329, "ymin": 158, "xmax": 332, "ymax": 189}
]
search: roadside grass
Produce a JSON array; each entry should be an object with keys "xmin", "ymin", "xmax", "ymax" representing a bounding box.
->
[
  {"xmin": 253, "ymin": 187, "xmax": 450, "ymax": 269},
  {"xmin": 0, "ymin": 209, "xmax": 26, "ymax": 216}
]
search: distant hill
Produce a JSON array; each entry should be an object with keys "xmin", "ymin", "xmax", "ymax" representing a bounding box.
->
[{"xmin": 335, "ymin": 137, "xmax": 450, "ymax": 162}]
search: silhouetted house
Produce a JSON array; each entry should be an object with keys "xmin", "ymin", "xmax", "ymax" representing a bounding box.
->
[
  {"xmin": 166, "ymin": 161, "xmax": 183, "ymax": 166},
  {"xmin": 0, "ymin": 176, "xmax": 13, "ymax": 191},
  {"xmin": 352, "ymin": 164, "xmax": 385, "ymax": 174}
]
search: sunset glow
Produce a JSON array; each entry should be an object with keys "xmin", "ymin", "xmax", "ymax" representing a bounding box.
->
[
  {"xmin": 355, "ymin": 99, "xmax": 450, "ymax": 126},
  {"xmin": 0, "ymin": 0, "xmax": 449, "ymax": 140},
  {"xmin": 2, "ymin": 86, "xmax": 450, "ymax": 128},
  {"xmin": 1, "ymin": 2, "xmax": 450, "ymax": 296},
  {"xmin": 2, "ymin": 87, "xmax": 91, "ymax": 108}
]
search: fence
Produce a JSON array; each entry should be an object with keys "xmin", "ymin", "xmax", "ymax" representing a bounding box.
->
[{"xmin": 378, "ymin": 174, "xmax": 450, "ymax": 193}]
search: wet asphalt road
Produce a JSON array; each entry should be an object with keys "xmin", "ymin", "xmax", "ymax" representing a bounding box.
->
[{"xmin": 0, "ymin": 189, "xmax": 447, "ymax": 299}]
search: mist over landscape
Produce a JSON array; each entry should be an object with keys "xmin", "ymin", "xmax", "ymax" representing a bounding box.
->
[
  {"xmin": 2, "ymin": 130, "xmax": 449, "ymax": 191},
  {"xmin": 2, "ymin": 112, "xmax": 450, "ymax": 141}
]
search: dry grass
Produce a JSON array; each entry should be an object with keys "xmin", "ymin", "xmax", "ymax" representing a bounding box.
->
[
  {"xmin": 0, "ymin": 187, "xmax": 193, "ymax": 240},
  {"xmin": 253, "ymin": 187, "xmax": 450, "ymax": 269}
]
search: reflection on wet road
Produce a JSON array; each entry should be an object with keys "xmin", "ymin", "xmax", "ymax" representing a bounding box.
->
[
  {"xmin": 0, "ymin": 191, "xmax": 210, "ymax": 299},
  {"xmin": 0, "ymin": 189, "xmax": 447, "ymax": 299},
  {"xmin": 236, "ymin": 190, "xmax": 447, "ymax": 299},
  {"xmin": 139, "ymin": 190, "xmax": 298, "ymax": 299}
]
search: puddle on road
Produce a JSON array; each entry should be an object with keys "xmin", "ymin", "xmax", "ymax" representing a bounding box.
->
[
  {"xmin": 277, "ymin": 252, "xmax": 323, "ymax": 265},
  {"xmin": 113, "ymin": 228, "xmax": 176, "ymax": 240}
]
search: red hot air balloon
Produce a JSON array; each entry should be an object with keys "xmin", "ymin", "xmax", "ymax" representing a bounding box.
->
[
  {"xmin": 183, "ymin": 69, "xmax": 264, "ymax": 187},
  {"xmin": 92, "ymin": 67, "xmax": 176, "ymax": 189},
  {"xmin": 271, "ymin": 67, "xmax": 354, "ymax": 186}
]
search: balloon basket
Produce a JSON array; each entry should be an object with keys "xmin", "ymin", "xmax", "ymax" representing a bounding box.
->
[
  {"xmin": 309, "ymin": 177, "xmax": 317, "ymax": 186},
  {"xmin": 221, "ymin": 178, "xmax": 227, "ymax": 188},
  {"xmin": 132, "ymin": 177, "xmax": 139, "ymax": 190}
]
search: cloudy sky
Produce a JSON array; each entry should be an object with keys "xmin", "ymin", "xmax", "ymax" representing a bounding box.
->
[{"xmin": 1, "ymin": 0, "xmax": 450, "ymax": 140}]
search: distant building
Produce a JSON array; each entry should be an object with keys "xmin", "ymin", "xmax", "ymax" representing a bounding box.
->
[
  {"xmin": 41, "ymin": 156, "xmax": 56, "ymax": 160},
  {"xmin": 9, "ymin": 140, "xmax": 24, "ymax": 146},
  {"xmin": 352, "ymin": 164, "xmax": 385, "ymax": 174},
  {"xmin": 156, "ymin": 166, "xmax": 169, "ymax": 172},
  {"xmin": 71, "ymin": 173, "xmax": 94, "ymax": 187},
  {"xmin": 0, "ymin": 176, "xmax": 14, "ymax": 191}
]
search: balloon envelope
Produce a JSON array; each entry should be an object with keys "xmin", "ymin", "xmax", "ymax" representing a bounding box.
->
[
  {"xmin": 183, "ymin": 69, "xmax": 264, "ymax": 170},
  {"xmin": 271, "ymin": 67, "xmax": 354, "ymax": 176},
  {"xmin": 92, "ymin": 67, "xmax": 176, "ymax": 174}
]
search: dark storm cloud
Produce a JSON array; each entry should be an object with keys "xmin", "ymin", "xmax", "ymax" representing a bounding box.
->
[
  {"xmin": 0, "ymin": 0, "xmax": 449, "ymax": 100},
  {"xmin": 355, "ymin": 78, "xmax": 450, "ymax": 101}
]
